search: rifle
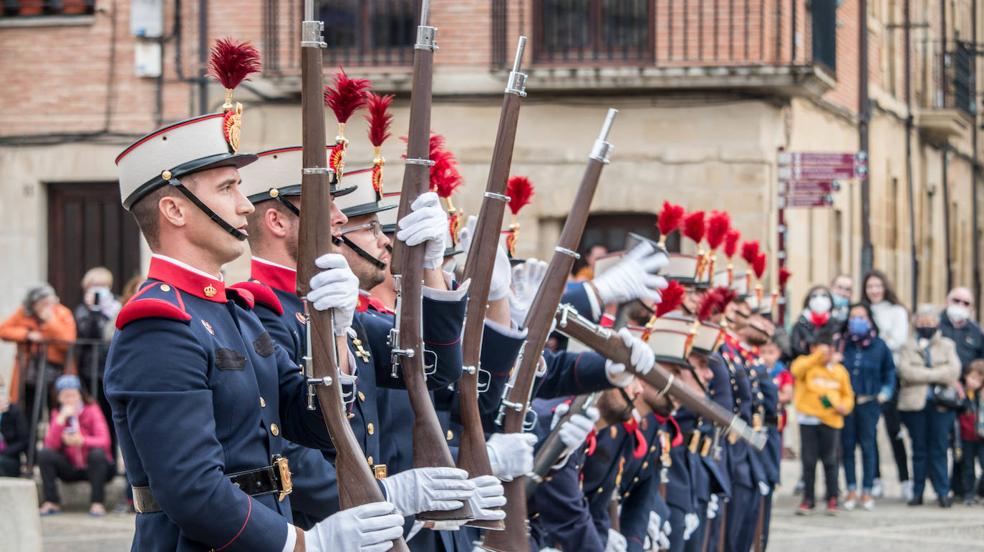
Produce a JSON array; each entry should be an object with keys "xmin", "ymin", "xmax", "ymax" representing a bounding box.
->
[
  {"xmin": 456, "ymin": 36, "xmax": 529, "ymax": 531},
  {"xmin": 296, "ymin": 2, "xmax": 407, "ymax": 550},
  {"xmin": 552, "ymin": 304, "xmax": 768, "ymax": 451},
  {"xmin": 716, "ymin": 501, "xmax": 728, "ymax": 552},
  {"xmin": 480, "ymin": 109, "xmax": 618, "ymax": 552},
  {"xmin": 389, "ymin": 0, "xmax": 472, "ymax": 523},
  {"xmin": 525, "ymin": 392, "xmax": 600, "ymax": 495},
  {"xmin": 752, "ymin": 495, "xmax": 765, "ymax": 552}
]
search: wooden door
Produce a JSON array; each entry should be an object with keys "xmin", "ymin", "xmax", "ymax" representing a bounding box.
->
[{"xmin": 47, "ymin": 182, "xmax": 142, "ymax": 309}]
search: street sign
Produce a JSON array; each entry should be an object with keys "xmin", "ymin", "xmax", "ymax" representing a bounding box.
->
[
  {"xmin": 778, "ymin": 152, "xmax": 861, "ymax": 166},
  {"xmin": 778, "ymin": 165, "xmax": 863, "ymax": 181},
  {"xmin": 783, "ymin": 194, "xmax": 833, "ymax": 208},
  {"xmin": 783, "ymin": 181, "xmax": 840, "ymax": 194}
]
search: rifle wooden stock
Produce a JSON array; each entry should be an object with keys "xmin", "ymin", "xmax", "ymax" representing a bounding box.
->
[
  {"xmin": 716, "ymin": 503, "xmax": 728, "ymax": 552},
  {"xmin": 480, "ymin": 109, "xmax": 617, "ymax": 552},
  {"xmin": 296, "ymin": 5, "xmax": 407, "ymax": 550},
  {"xmin": 524, "ymin": 392, "xmax": 599, "ymax": 496},
  {"xmin": 552, "ymin": 305, "xmax": 768, "ymax": 451},
  {"xmin": 457, "ymin": 36, "xmax": 528, "ymax": 531},
  {"xmin": 389, "ymin": 0, "xmax": 471, "ymax": 522}
]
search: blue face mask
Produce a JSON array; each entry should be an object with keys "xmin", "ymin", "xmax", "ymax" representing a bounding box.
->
[
  {"xmin": 848, "ymin": 317, "xmax": 871, "ymax": 337},
  {"xmin": 833, "ymin": 295, "xmax": 850, "ymax": 310}
]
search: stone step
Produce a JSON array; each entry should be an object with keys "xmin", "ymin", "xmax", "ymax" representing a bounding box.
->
[{"xmin": 30, "ymin": 469, "xmax": 128, "ymax": 511}]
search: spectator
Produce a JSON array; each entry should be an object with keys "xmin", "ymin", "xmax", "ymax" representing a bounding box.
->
[
  {"xmin": 0, "ymin": 373, "xmax": 29, "ymax": 477},
  {"xmin": 572, "ymin": 243, "xmax": 608, "ymax": 281},
  {"xmin": 788, "ymin": 285, "xmax": 840, "ymax": 359},
  {"xmin": 957, "ymin": 359, "xmax": 984, "ymax": 505},
  {"xmin": 792, "ymin": 328, "xmax": 855, "ymax": 515},
  {"xmin": 762, "ymin": 337, "xmax": 794, "ymax": 457},
  {"xmin": 840, "ymin": 303, "xmax": 896, "ymax": 511},
  {"xmin": 861, "ymin": 270, "xmax": 911, "ymax": 500},
  {"xmin": 37, "ymin": 375, "xmax": 113, "ymax": 517},
  {"xmin": 0, "ymin": 285, "xmax": 77, "ymax": 423},
  {"xmin": 830, "ymin": 274, "xmax": 854, "ymax": 323},
  {"xmin": 939, "ymin": 287, "xmax": 984, "ymax": 375},
  {"xmin": 897, "ymin": 305, "xmax": 962, "ymax": 508},
  {"xmin": 73, "ymin": 267, "xmax": 121, "ymax": 462}
]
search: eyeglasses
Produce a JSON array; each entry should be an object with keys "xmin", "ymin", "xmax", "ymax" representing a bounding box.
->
[
  {"xmin": 339, "ymin": 220, "xmax": 383, "ymax": 239},
  {"xmin": 952, "ymin": 298, "xmax": 972, "ymax": 306}
]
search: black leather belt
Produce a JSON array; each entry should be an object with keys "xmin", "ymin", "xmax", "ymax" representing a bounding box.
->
[{"xmin": 133, "ymin": 455, "xmax": 293, "ymax": 514}]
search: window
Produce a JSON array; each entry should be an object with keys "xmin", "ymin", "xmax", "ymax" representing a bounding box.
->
[
  {"xmin": 2, "ymin": 0, "xmax": 94, "ymax": 17},
  {"xmin": 533, "ymin": 0, "xmax": 653, "ymax": 64},
  {"xmin": 320, "ymin": 0, "xmax": 417, "ymax": 66}
]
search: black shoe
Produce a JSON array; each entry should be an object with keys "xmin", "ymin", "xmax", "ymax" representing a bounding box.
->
[
  {"xmin": 907, "ymin": 496, "xmax": 923, "ymax": 506},
  {"xmin": 938, "ymin": 496, "xmax": 952, "ymax": 509}
]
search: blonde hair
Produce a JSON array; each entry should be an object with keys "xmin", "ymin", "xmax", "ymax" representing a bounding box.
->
[{"xmin": 81, "ymin": 266, "xmax": 113, "ymax": 290}]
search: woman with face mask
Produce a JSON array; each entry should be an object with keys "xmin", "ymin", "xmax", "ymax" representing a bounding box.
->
[
  {"xmin": 789, "ymin": 285, "xmax": 840, "ymax": 360},
  {"xmin": 897, "ymin": 305, "xmax": 962, "ymax": 508},
  {"xmin": 839, "ymin": 303, "xmax": 896, "ymax": 511}
]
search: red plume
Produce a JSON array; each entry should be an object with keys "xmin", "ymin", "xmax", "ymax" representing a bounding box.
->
[
  {"xmin": 365, "ymin": 93, "xmax": 394, "ymax": 147},
  {"xmin": 741, "ymin": 241, "xmax": 760, "ymax": 266},
  {"xmin": 324, "ymin": 68, "xmax": 371, "ymax": 124},
  {"xmin": 706, "ymin": 211, "xmax": 731, "ymax": 250},
  {"xmin": 657, "ymin": 202, "xmax": 686, "ymax": 237},
  {"xmin": 724, "ymin": 229, "xmax": 741, "ymax": 259},
  {"xmin": 697, "ymin": 287, "xmax": 737, "ymax": 321},
  {"xmin": 655, "ymin": 281, "xmax": 686, "ymax": 317},
  {"xmin": 778, "ymin": 267, "xmax": 792, "ymax": 288},
  {"xmin": 682, "ymin": 211, "xmax": 706, "ymax": 245},
  {"xmin": 428, "ymin": 135, "xmax": 463, "ymax": 199},
  {"xmin": 753, "ymin": 253, "xmax": 767, "ymax": 279},
  {"xmin": 208, "ymin": 38, "xmax": 261, "ymax": 90},
  {"xmin": 507, "ymin": 176, "xmax": 534, "ymax": 216}
]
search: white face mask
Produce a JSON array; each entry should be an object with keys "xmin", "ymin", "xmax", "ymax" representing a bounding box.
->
[
  {"xmin": 808, "ymin": 295, "xmax": 832, "ymax": 315},
  {"xmin": 947, "ymin": 304, "xmax": 970, "ymax": 323}
]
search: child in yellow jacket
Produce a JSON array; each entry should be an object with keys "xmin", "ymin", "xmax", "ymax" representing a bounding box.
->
[{"xmin": 791, "ymin": 329, "xmax": 854, "ymax": 514}]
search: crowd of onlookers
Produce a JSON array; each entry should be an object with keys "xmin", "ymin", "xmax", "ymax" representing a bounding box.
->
[
  {"xmin": 0, "ymin": 267, "xmax": 142, "ymax": 516},
  {"xmin": 768, "ymin": 272, "xmax": 984, "ymax": 515}
]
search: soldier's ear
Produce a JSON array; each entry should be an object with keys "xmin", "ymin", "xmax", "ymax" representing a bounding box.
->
[
  {"xmin": 159, "ymin": 194, "xmax": 188, "ymax": 229},
  {"xmin": 265, "ymin": 207, "xmax": 290, "ymax": 239}
]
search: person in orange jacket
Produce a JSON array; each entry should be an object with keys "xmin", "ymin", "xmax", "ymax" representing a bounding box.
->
[
  {"xmin": 0, "ymin": 285, "xmax": 77, "ymax": 419},
  {"xmin": 791, "ymin": 328, "xmax": 855, "ymax": 515}
]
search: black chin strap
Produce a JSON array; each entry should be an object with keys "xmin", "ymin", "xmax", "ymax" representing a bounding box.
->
[
  {"xmin": 338, "ymin": 235, "xmax": 387, "ymax": 270},
  {"xmin": 170, "ymin": 179, "xmax": 247, "ymax": 241},
  {"xmin": 274, "ymin": 194, "xmax": 301, "ymax": 217}
]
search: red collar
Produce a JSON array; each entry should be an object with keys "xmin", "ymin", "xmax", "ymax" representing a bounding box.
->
[
  {"xmin": 148, "ymin": 257, "xmax": 226, "ymax": 303},
  {"xmin": 251, "ymin": 258, "xmax": 297, "ymax": 295},
  {"xmin": 622, "ymin": 419, "xmax": 648, "ymax": 459},
  {"xmin": 357, "ymin": 292, "xmax": 394, "ymax": 315}
]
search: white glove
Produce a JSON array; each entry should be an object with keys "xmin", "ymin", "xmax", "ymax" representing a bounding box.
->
[
  {"xmin": 486, "ymin": 432, "xmax": 538, "ymax": 481},
  {"xmin": 645, "ymin": 511, "xmax": 662, "ymax": 546},
  {"xmin": 396, "ymin": 192, "xmax": 448, "ymax": 270},
  {"xmin": 605, "ymin": 529, "xmax": 628, "ymax": 552},
  {"xmin": 707, "ymin": 494, "xmax": 719, "ymax": 520},
  {"xmin": 551, "ymin": 402, "xmax": 600, "ymax": 451},
  {"xmin": 308, "ymin": 253, "xmax": 360, "ymax": 336},
  {"xmin": 619, "ymin": 327, "xmax": 655, "ymax": 375},
  {"xmin": 758, "ymin": 481, "xmax": 771, "ymax": 496},
  {"xmin": 591, "ymin": 242, "xmax": 669, "ymax": 305},
  {"xmin": 303, "ymin": 502, "xmax": 404, "ymax": 552},
  {"xmin": 683, "ymin": 513, "xmax": 700, "ymax": 541},
  {"xmin": 457, "ymin": 214, "xmax": 511, "ymax": 300},
  {"xmin": 465, "ymin": 475, "xmax": 506, "ymax": 521},
  {"xmin": 510, "ymin": 258, "xmax": 549, "ymax": 327},
  {"xmin": 458, "ymin": 214, "xmax": 477, "ymax": 257},
  {"xmin": 380, "ymin": 467, "xmax": 475, "ymax": 516}
]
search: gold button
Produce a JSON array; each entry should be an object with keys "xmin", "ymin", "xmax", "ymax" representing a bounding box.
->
[
  {"xmin": 367, "ymin": 456, "xmax": 374, "ymax": 465},
  {"xmin": 260, "ymin": 397, "xmax": 267, "ymax": 408},
  {"xmin": 367, "ymin": 423, "xmax": 375, "ymax": 435},
  {"xmin": 633, "ymin": 476, "xmax": 639, "ymax": 483},
  {"xmin": 596, "ymin": 487, "xmax": 605, "ymax": 494},
  {"xmin": 160, "ymin": 284, "xmax": 171, "ymax": 292},
  {"xmin": 358, "ymin": 391, "xmax": 366, "ymax": 402},
  {"xmin": 446, "ymin": 430, "xmax": 454, "ymax": 441},
  {"xmin": 270, "ymin": 423, "xmax": 280, "ymax": 436},
  {"xmin": 642, "ymin": 461, "xmax": 649, "ymax": 470},
  {"xmin": 650, "ymin": 445, "xmax": 656, "ymax": 452}
]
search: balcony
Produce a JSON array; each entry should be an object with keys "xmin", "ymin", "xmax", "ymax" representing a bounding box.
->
[
  {"xmin": 261, "ymin": 0, "xmax": 837, "ymax": 98},
  {"xmin": 915, "ymin": 42, "xmax": 975, "ymax": 143},
  {"xmin": 1, "ymin": 0, "xmax": 94, "ymax": 17}
]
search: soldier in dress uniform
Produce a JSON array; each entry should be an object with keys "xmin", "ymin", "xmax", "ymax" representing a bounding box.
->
[
  {"xmin": 231, "ymin": 147, "xmax": 486, "ymax": 532},
  {"xmin": 105, "ymin": 109, "xmax": 408, "ymax": 550}
]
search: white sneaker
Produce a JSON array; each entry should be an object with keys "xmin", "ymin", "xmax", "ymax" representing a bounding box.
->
[
  {"xmin": 861, "ymin": 495, "xmax": 875, "ymax": 511},
  {"xmin": 901, "ymin": 480, "xmax": 914, "ymax": 502},
  {"xmin": 843, "ymin": 491, "xmax": 858, "ymax": 511},
  {"xmin": 871, "ymin": 478, "xmax": 884, "ymax": 498}
]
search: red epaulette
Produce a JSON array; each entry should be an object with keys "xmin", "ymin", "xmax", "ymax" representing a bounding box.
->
[
  {"xmin": 230, "ymin": 281, "xmax": 284, "ymax": 316},
  {"xmin": 226, "ymin": 286, "xmax": 255, "ymax": 310},
  {"xmin": 115, "ymin": 282, "xmax": 192, "ymax": 329}
]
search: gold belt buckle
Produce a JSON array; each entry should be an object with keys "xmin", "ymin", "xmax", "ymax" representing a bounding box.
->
[
  {"xmin": 274, "ymin": 456, "xmax": 293, "ymax": 502},
  {"xmin": 373, "ymin": 464, "xmax": 388, "ymax": 480}
]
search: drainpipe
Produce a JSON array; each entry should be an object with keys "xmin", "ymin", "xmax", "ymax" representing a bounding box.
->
[
  {"xmin": 973, "ymin": 0, "xmax": 981, "ymax": 318},
  {"xmin": 904, "ymin": 0, "xmax": 918, "ymax": 306},
  {"xmin": 859, "ymin": 0, "xmax": 873, "ymax": 275},
  {"xmin": 197, "ymin": 0, "xmax": 209, "ymax": 115}
]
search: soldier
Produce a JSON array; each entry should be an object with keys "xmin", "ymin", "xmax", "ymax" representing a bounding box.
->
[
  {"xmin": 106, "ymin": 111, "xmax": 407, "ymax": 550},
  {"xmin": 232, "ymin": 148, "xmax": 485, "ymax": 531}
]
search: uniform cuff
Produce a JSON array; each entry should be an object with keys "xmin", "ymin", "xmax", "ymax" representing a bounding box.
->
[
  {"xmin": 485, "ymin": 318, "xmax": 528, "ymax": 340},
  {"xmin": 282, "ymin": 524, "xmax": 296, "ymax": 552},
  {"xmin": 424, "ymin": 279, "xmax": 470, "ymax": 302}
]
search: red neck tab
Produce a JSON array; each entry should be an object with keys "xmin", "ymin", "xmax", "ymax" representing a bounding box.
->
[
  {"xmin": 251, "ymin": 258, "xmax": 297, "ymax": 295},
  {"xmin": 148, "ymin": 257, "xmax": 226, "ymax": 303}
]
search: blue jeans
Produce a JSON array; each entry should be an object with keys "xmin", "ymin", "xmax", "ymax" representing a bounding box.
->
[
  {"xmin": 901, "ymin": 405, "xmax": 956, "ymax": 499},
  {"xmin": 842, "ymin": 400, "xmax": 881, "ymax": 493}
]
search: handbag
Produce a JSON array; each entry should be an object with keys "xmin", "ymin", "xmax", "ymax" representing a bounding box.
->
[{"xmin": 928, "ymin": 384, "xmax": 962, "ymax": 410}]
